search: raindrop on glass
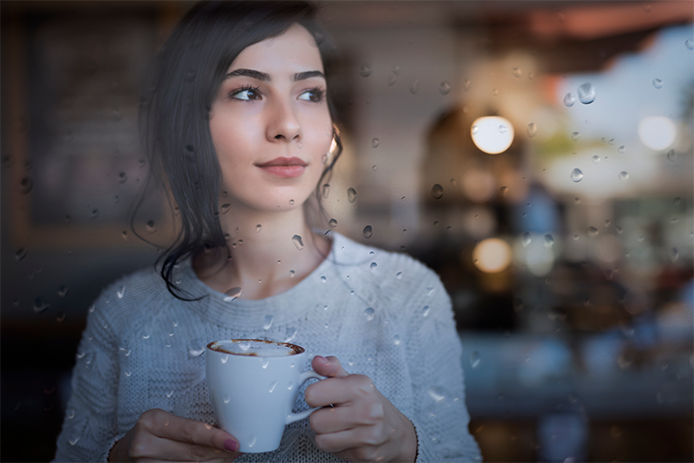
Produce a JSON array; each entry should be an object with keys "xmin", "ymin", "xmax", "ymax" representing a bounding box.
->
[
  {"xmin": 188, "ymin": 346, "xmax": 204, "ymax": 358},
  {"xmin": 90, "ymin": 208, "xmax": 99, "ymax": 219},
  {"xmin": 364, "ymin": 307, "xmax": 375, "ymax": 321},
  {"xmin": 544, "ymin": 234, "xmax": 555, "ymax": 247},
  {"xmin": 409, "ymin": 80, "xmax": 420, "ymax": 94},
  {"xmin": 289, "ymin": 269, "xmax": 296, "ymax": 278},
  {"xmin": 570, "ymin": 168, "xmax": 584, "ymax": 183},
  {"xmin": 116, "ymin": 286, "xmax": 126, "ymax": 299},
  {"xmin": 587, "ymin": 226, "xmax": 599, "ymax": 237},
  {"xmin": 220, "ymin": 203, "xmax": 231, "ymax": 215},
  {"xmin": 322, "ymin": 183, "xmax": 330, "ymax": 198},
  {"xmin": 256, "ymin": 224, "xmax": 262, "ymax": 232},
  {"xmin": 618, "ymin": 145, "xmax": 626, "ymax": 153},
  {"xmin": 527, "ymin": 122, "xmax": 537, "ymax": 137},
  {"xmin": 666, "ymin": 150, "xmax": 676, "ymax": 162},
  {"xmin": 121, "ymin": 230, "xmax": 128, "ymax": 240},
  {"xmin": 292, "ymin": 234, "xmax": 304, "ymax": 250},
  {"xmin": 521, "ymin": 232, "xmax": 532, "ymax": 247},
  {"xmin": 577, "ymin": 82, "xmax": 596, "ymax": 104},
  {"xmin": 428, "ymin": 387, "xmax": 446, "ymax": 403},
  {"xmin": 261, "ymin": 359, "xmax": 270, "ymax": 369},
  {"xmin": 268, "ymin": 381, "xmax": 278, "ymax": 393},
  {"xmin": 220, "ymin": 355, "xmax": 229, "ymax": 364},
  {"xmin": 223, "ymin": 287, "xmax": 242, "ymax": 302},
  {"xmin": 58, "ymin": 285, "xmax": 69, "ymax": 297},
  {"xmin": 33, "ymin": 297, "xmax": 49, "ymax": 313},
  {"xmin": 359, "ymin": 65, "xmax": 372, "ymax": 78},
  {"xmin": 68, "ymin": 436, "xmax": 80, "ymax": 446},
  {"xmin": 263, "ymin": 314, "xmax": 273, "ymax": 330},
  {"xmin": 362, "ymin": 225, "xmax": 374, "ymax": 239},
  {"xmin": 56, "ymin": 312, "xmax": 66, "ymax": 323},
  {"xmin": 284, "ymin": 327, "xmax": 297, "ymax": 343},
  {"xmin": 470, "ymin": 351, "xmax": 481, "ymax": 368},
  {"xmin": 422, "ymin": 305, "xmax": 431, "ymax": 317},
  {"xmin": 431, "ymin": 184, "xmax": 444, "ymax": 200},
  {"xmin": 512, "ymin": 66, "xmax": 522, "ymax": 78},
  {"xmin": 652, "ymin": 78, "xmax": 663, "ymax": 89},
  {"xmin": 289, "ymin": 199, "xmax": 295, "ymax": 206},
  {"xmin": 686, "ymin": 39, "xmax": 694, "ymax": 50},
  {"xmin": 371, "ymin": 137, "xmax": 380, "ymax": 148},
  {"xmin": 347, "ymin": 187, "xmax": 358, "ymax": 203},
  {"xmin": 393, "ymin": 334, "xmax": 401, "ymax": 346},
  {"xmin": 439, "ymin": 81, "xmax": 451, "ymax": 95},
  {"xmin": 395, "ymin": 271, "xmax": 403, "ymax": 279},
  {"xmin": 592, "ymin": 154, "xmax": 601, "ymax": 163},
  {"xmin": 20, "ymin": 177, "xmax": 33, "ymax": 194},
  {"xmin": 563, "ymin": 92, "xmax": 576, "ymax": 107},
  {"xmin": 146, "ymin": 220, "xmax": 156, "ymax": 233},
  {"xmin": 328, "ymin": 218, "xmax": 338, "ymax": 228},
  {"xmin": 118, "ymin": 172, "xmax": 127, "ymax": 184},
  {"xmin": 370, "ymin": 262, "xmax": 378, "ymax": 271},
  {"xmin": 15, "ymin": 248, "xmax": 27, "ymax": 262},
  {"xmin": 571, "ymin": 131, "xmax": 580, "ymax": 140},
  {"xmin": 671, "ymin": 248, "xmax": 680, "ymax": 262},
  {"xmin": 320, "ymin": 275, "xmax": 327, "ymax": 283},
  {"xmin": 618, "ymin": 171, "xmax": 629, "ymax": 180}
]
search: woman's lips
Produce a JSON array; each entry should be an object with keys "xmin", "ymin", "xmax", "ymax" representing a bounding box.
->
[{"xmin": 255, "ymin": 157, "xmax": 307, "ymax": 178}]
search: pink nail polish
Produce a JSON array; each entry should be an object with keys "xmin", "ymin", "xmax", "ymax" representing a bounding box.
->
[{"xmin": 224, "ymin": 438, "xmax": 238, "ymax": 452}]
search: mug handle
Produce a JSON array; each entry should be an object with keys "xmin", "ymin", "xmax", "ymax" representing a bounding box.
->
[{"xmin": 285, "ymin": 370, "xmax": 325, "ymax": 424}]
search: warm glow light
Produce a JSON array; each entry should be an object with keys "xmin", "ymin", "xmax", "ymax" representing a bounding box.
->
[
  {"xmin": 473, "ymin": 238, "xmax": 512, "ymax": 273},
  {"xmin": 471, "ymin": 116, "xmax": 515, "ymax": 154},
  {"xmin": 638, "ymin": 116, "xmax": 676, "ymax": 151}
]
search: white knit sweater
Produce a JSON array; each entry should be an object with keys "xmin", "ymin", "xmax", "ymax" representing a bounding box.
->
[{"xmin": 54, "ymin": 232, "xmax": 481, "ymax": 462}]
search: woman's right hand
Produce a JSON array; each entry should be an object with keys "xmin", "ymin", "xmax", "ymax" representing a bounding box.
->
[{"xmin": 108, "ymin": 409, "xmax": 240, "ymax": 462}]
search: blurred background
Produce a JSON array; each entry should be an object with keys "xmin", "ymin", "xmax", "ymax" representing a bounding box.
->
[{"xmin": 2, "ymin": 1, "xmax": 692, "ymax": 461}]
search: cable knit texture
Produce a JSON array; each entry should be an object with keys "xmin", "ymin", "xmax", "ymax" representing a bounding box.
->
[{"xmin": 54, "ymin": 232, "xmax": 481, "ymax": 462}]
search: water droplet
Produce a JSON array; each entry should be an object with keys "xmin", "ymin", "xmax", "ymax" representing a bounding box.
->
[
  {"xmin": 68, "ymin": 436, "xmax": 80, "ymax": 446},
  {"xmin": 439, "ymin": 81, "xmax": 451, "ymax": 95},
  {"xmin": 422, "ymin": 305, "xmax": 431, "ymax": 317},
  {"xmin": 268, "ymin": 381, "xmax": 278, "ymax": 393},
  {"xmin": 671, "ymin": 248, "xmax": 679, "ymax": 262},
  {"xmin": 371, "ymin": 137, "xmax": 380, "ymax": 148},
  {"xmin": 470, "ymin": 351, "xmax": 481, "ymax": 368},
  {"xmin": 359, "ymin": 64, "xmax": 371, "ymax": 77},
  {"xmin": 116, "ymin": 286, "xmax": 126, "ymax": 299},
  {"xmin": 255, "ymin": 224, "xmax": 262, "ymax": 233},
  {"xmin": 618, "ymin": 145, "xmax": 626, "ymax": 153},
  {"xmin": 33, "ymin": 297, "xmax": 49, "ymax": 313},
  {"xmin": 577, "ymin": 82, "xmax": 596, "ymax": 104},
  {"xmin": 188, "ymin": 347, "xmax": 204, "ymax": 358},
  {"xmin": 66, "ymin": 408, "xmax": 75, "ymax": 420},
  {"xmin": 56, "ymin": 312, "xmax": 66, "ymax": 323},
  {"xmin": 393, "ymin": 334, "xmax": 401, "ymax": 346},
  {"xmin": 289, "ymin": 269, "xmax": 296, "ymax": 278},
  {"xmin": 124, "ymin": 371, "xmax": 132, "ymax": 377},
  {"xmin": 431, "ymin": 184, "xmax": 444, "ymax": 200},
  {"xmin": 320, "ymin": 275, "xmax": 327, "ymax": 283},
  {"xmin": 328, "ymin": 218, "xmax": 338, "ymax": 228},
  {"xmin": 395, "ymin": 271, "xmax": 403, "ymax": 279},
  {"xmin": 544, "ymin": 234, "xmax": 555, "ymax": 247},
  {"xmin": 118, "ymin": 172, "xmax": 127, "ymax": 184},
  {"xmin": 362, "ymin": 225, "xmax": 374, "ymax": 239},
  {"xmin": 220, "ymin": 203, "xmax": 231, "ymax": 215},
  {"xmin": 409, "ymin": 80, "xmax": 419, "ymax": 94},
  {"xmin": 142, "ymin": 333, "xmax": 150, "ymax": 340},
  {"xmin": 686, "ymin": 39, "xmax": 694, "ymax": 50},
  {"xmin": 220, "ymin": 355, "xmax": 229, "ymax": 364},
  {"xmin": 57, "ymin": 285, "xmax": 69, "ymax": 297},
  {"xmin": 261, "ymin": 359, "xmax": 270, "ymax": 369},
  {"xmin": 222, "ymin": 395, "xmax": 231, "ymax": 404},
  {"xmin": 521, "ymin": 232, "xmax": 532, "ymax": 247},
  {"xmin": 364, "ymin": 307, "xmax": 375, "ymax": 321},
  {"xmin": 90, "ymin": 208, "xmax": 99, "ymax": 219},
  {"xmin": 369, "ymin": 262, "xmax": 378, "ymax": 272},
  {"xmin": 428, "ymin": 387, "xmax": 445, "ymax": 403},
  {"xmin": 223, "ymin": 287, "xmax": 242, "ymax": 302},
  {"xmin": 284, "ymin": 327, "xmax": 297, "ymax": 343},
  {"xmin": 347, "ymin": 187, "xmax": 358, "ymax": 203},
  {"xmin": 592, "ymin": 154, "xmax": 601, "ymax": 163},
  {"xmin": 20, "ymin": 177, "xmax": 33, "ymax": 194},
  {"xmin": 570, "ymin": 168, "xmax": 584, "ymax": 183},
  {"xmin": 652, "ymin": 78, "xmax": 663, "ymax": 89},
  {"xmin": 15, "ymin": 248, "xmax": 27, "ymax": 262},
  {"xmin": 321, "ymin": 183, "xmax": 330, "ymax": 198},
  {"xmin": 145, "ymin": 220, "xmax": 156, "ymax": 233},
  {"xmin": 587, "ymin": 226, "xmax": 599, "ymax": 237},
  {"xmin": 666, "ymin": 150, "xmax": 677, "ymax": 162},
  {"xmin": 512, "ymin": 66, "xmax": 522, "ymax": 78},
  {"xmin": 563, "ymin": 92, "xmax": 576, "ymax": 107},
  {"xmin": 618, "ymin": 171, "xmax": 629, "ymax": 180},
  {"xmin": 289, "ymin": 199, "xmax": 295, "ymax": 206},
  {"xmin": 121, "ymin": 230, "xmax": 129, "ymax": 240},
  {"xmin": 292, "ymin": 234, "xmax": 304, "ymax": 250},
  {"xmin": 571, "ymin": 131, "xmax": 580, "ymax": 140},
  {"xmin": 527, "ymin": 122, "xmax": 537, "ymax": 137}
]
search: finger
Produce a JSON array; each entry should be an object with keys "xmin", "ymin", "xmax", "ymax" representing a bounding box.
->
[
  {"xmin": 131, "ymin": 432, "xmax": 239, "ymax": 461},
  {"xmin": 310, "ymin": 399, "xmax": 385, "ymax": 433},
  {"xmin": 305, "ymin": 374, "xmax": 377, "ymax": 407},
  {"xmin": 139, "ymin": 410, "xmax": 239, "ymax": 454},
  {"xmin": 313, "ymin": 426, "xmax": 386, "ymax": 453},
  {"xmin": 312, "ymin": 355, "xmax": 349, "ymax": 378}
]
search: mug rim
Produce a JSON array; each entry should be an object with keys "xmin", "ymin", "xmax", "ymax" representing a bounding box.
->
[{"xmin": 206, "ymin": 338, "xmax": 305, "ymax": 356}]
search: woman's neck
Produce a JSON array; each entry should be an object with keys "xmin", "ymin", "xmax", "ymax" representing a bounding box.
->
[{"xmin": 193, "ymin": 204, "xmax": 330, "ymax": 300}]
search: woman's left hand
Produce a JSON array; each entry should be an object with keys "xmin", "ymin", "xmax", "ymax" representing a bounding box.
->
[{"xmin": 305, "ymin": 356, "xmax": 417, "ymax": 462}]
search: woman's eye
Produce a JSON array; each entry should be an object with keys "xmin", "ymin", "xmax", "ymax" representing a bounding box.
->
[
  {"xmin": 230, "ymin": 87, "xmax": 261, "ymax": 101},
  {"xmin": 298, "ymin": 88, "xmax": 325, "ymax": 103}
]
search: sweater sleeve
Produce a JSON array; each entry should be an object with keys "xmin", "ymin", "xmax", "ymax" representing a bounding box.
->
[
  {"xmin": 405, "ymin": 271, "xmax": 482, "ymax": 463},
  {"xmin": 53, "ymin": 291, "xmax": 123, "ymax": 462}
]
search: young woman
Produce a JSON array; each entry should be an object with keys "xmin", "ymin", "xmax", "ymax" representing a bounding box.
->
[{"xmin": 53, "ymin": 2, "xmax": 481, "ymax": 462}]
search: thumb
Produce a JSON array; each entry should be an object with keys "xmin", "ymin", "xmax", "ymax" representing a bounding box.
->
[{"xmin": 312, "ymin": 355, "xmax": 349, "ymax": 378}]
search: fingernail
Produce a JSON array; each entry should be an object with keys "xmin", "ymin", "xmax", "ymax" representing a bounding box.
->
[{"xmin": 224, "ymin": 438, "xmax": 238, "ymax": 452}]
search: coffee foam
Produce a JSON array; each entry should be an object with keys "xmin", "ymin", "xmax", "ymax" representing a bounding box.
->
[{"xmin": 208, "ymin": 339, "xmax": 303, "ymax": 357}]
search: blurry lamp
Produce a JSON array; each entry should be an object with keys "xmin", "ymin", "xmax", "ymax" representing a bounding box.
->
[
  {"xmin": 471, "ymin": 116, "xmax": 514, "ymax": 154},
  {"xmin": 638, "ymin": 116, "xmax": 676, "ymax": 151},
  {"xmin": 472, "ymin": 238, "xmax": 512, "ymax": 273}
]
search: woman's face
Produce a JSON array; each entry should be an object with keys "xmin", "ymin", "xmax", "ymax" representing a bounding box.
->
[{"xmin": 209, "ymin": 23, "xmax": 333, "ymax": 214}]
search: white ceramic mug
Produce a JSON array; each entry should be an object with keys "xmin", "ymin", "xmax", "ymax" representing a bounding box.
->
[{"xmin": 205, "ymin": 339, "xmax": 322, "ymax": 453}]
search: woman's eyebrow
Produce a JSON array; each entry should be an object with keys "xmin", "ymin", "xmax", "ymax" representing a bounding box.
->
[
  {"xmin": 294, "ymin": 70, "xmax": 325, "ymax": 81},
  {"xmin": 224, "ymin": 68, "xmax": 325, "ymax": 82}
]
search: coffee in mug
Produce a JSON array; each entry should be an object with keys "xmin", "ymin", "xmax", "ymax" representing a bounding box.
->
[{"xmin": 206, "ymin": 339, "xmax": 322, "ymax": 453}]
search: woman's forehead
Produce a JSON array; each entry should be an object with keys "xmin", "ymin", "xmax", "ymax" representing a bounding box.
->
[{"xmin": 228, "ymin": 23, "xmax": 323, "ymax": 75}]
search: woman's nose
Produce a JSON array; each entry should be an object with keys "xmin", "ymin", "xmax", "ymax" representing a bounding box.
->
[{"xmin": 266, "ymin": 99, "xmax": 301, "ymax": 143}]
